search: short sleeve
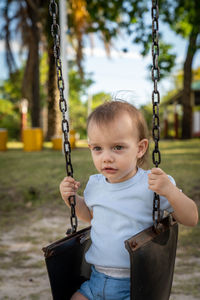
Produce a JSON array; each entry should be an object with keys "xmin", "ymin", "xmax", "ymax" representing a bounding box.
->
[
  {"xmin": 160, "ymin": 175, "xmax": 176, "ymax": 213},
  {"xmin": 83, "ymin": 177, "xmax": 92, "ymax": 210},
  {"xmin": 83, "ymin": 174, "xmax": 101, "ymax": 211}
]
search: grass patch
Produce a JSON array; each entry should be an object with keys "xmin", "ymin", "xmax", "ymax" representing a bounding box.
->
[
  {"xmin": 0, "ymin": 139, "xmax": 200, "ymax": 298},
  {"xmin": 29, "ymin": 294, "xmax": 40, "ymax": 300},
  {"xmin": 172, "ymin": 277, "xmax": 200, "ymax": 297},
  {"xmin": 29, "ymin": 260, "xmax": 45, "ymax": 269},
  {"xmin": 150, "ymin": 139, "xmax": 200, "ymax": 197},
  {"xmin": 0, "ymin": 252, "xmax": 31, "ymax": 269},
  {"xmin": 18, "ymin": 235, "xmax": 40, "ymax": 243},
  {"xmin": 175, "ymin": 256, "xmax": 200, "ymax": 274},
  {"xmin": 0, "ymin": 246, "xmax": 9, "ymax": 258},
  {"xmin": 0, "ymin": 147, "xmax": 95, "ymax": 229},
  {"xmin": 1, "ymin": 139, "xmax": 200, "ymax": 244},
  {"xmin": 177, "ymin": 223, "xmax": 200, "ymax": 257}
]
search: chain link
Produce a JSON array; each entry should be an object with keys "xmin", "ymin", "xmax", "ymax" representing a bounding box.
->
[
  {"xmin": 49, "ymin": 0, "xmax": 161, "ymax": 232},
  {"xmin": 152, "ymin": 0, "xmax": 161, "ymax": 228},
  {"xmin": 49, "ymin": 0, "xmax": 77, "ymax": 234}
]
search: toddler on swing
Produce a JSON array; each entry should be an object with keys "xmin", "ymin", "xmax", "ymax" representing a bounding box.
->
[{"xmin": 60, "ymin": 100, "xmax": 198, "ymax": 300}]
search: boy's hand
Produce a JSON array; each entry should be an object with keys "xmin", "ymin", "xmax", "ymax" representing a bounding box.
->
[
  {"xmin": 60, "ymin": 176, "xmax": 80, "ymax": 205},
  {"xmin": 148, "ymin": 168, "xmax": 174, "ymax": 197}
]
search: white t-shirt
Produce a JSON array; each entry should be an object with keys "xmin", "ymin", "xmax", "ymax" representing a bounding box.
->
[{"xmin": 84, "ymin": 168, "xmax": 175, "ymax": 268}]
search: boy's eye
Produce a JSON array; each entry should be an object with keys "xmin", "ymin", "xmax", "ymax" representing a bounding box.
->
[
  {"xmin": 93, "ymin": 146, "xmax": 102, "ymax": 151},
  {"xmin": 113, "ymin": 145, "xmax": 123, "ymax": 150}
]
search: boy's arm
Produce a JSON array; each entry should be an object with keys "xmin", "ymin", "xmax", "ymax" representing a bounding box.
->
[
  {"xmin": 60, "ymin": 176, "xmax": 93, "ymax": 223},
  {"xmin": 166, "ymin": 185, "xmax": 198, "ymax": 226},
  {"xmin": 73, "ymin": 194, "xmax": 93, "ymax": 223},
  {"xmin": 148, "ymin": 168, "xmax": 199, "ymax": 227}
]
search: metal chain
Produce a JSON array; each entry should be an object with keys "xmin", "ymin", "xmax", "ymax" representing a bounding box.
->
[
  {"xmin": 49, "ymin": 0, "xmax": 161, "ymax": 232},
  {"xmin": 151, "ymin": 0, "xmax": 161, "ymax": 228},
  {"xmin": 49, "ymin": 0, "xmax": 78, "ymax": 234}
]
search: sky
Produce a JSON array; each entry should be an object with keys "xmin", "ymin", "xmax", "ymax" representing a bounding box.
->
[
  {"xmin": 0, "ymin": 22, "xmax": 200, "ymax": 107},
  {"xmin": 83, "ymin": 26, "xmax": 200, "ymax": 106}
]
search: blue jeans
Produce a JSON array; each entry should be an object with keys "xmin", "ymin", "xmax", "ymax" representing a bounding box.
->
[{"xmin": 78, "ymin": 266, "xmax": 130, "ymax": 300}]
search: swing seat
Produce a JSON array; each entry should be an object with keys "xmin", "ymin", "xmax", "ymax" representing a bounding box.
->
[
  {"xmin": 43, "ymin": 226, "xmax": 92, "ymax": 300},
  {"xmin": 125, "ymin": 215, "xmax": 178, "ymax": 300},
  {"xmin": 43, "ymin": 215, "xmax": 178, "ymax": 300}
]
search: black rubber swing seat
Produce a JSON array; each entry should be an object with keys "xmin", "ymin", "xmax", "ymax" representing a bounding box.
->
[
  {"xmin": 43, "ymin": 215, "xmax": 178, "ymax": 300},
  {"xmin": 125, "ymin": 215, "xmax": 178, "ymax": 300},
  {"xmin": 43, "ymin": 226, "xmax": 92, "ymax": 300}
]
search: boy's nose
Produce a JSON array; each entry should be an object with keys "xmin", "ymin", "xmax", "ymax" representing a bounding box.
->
[{"xmin": 102, "ymin": 151, "xmax": 114, "ymax": 163}]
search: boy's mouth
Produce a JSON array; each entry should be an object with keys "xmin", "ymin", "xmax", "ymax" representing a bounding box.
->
[{"xmin": 102, "ymin": 167, "xmax": 118, "ymax": 174}]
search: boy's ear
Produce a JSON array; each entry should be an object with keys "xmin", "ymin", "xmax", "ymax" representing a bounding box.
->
[{"xmin": 137, "ymin": 139, "xmax": 148, "ymax": 158}]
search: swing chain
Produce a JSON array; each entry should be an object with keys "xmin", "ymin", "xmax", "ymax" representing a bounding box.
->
[
  {"xmin": 49, "ymin": 0, "xmax": 78, "ymax": 234},
  {"xmin": 152, "ymin": 0, "xmax": 161, "ymax": 228}
]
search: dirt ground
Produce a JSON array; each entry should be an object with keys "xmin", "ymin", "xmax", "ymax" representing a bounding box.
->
[{"xmin": 0, "ymin": 208, "xmax": 199, "ymax": 300}]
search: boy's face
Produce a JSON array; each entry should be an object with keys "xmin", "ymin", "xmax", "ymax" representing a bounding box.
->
[{"xmin": 88, "ymin": 113, "xmax": 148, "ymax": 183}]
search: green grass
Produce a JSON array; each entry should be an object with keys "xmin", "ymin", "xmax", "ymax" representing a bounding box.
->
[
  {"xmin": 157, "ymin": 140, "xmax": 200, "ymax": 196},
  {"xmin": 0, "ymin": 139, "xmax": 200, "ymax": 298},
  {"xmin": 0, "ymin": 145, "xmax": 96, "ymax": 229},
  {"xmin": 0, "ymin": 148, "xmax": 94, "ymax": 203},
  {"xmin": 172, "ymin": 277, "xmax": 200, "ymax": 297},
  {"xmin": 0, "ymin": 139, "xmax": 200, "ymax": 231}
]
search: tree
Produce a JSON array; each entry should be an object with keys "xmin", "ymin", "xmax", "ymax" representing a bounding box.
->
[
  {"xmin": 90, "ymin": 92, "xmax": 110, "ymax": 110},
  {"xmin": 159, "ymin": 0, "xmax": 200, "ymax": 139},
  {"xmin": 0, "ymin": 98, "xmax": 20, "ymax": 139},
  {"xmin": 46, "ymin": 0, "xmax": 155, "ymax": 138},
  {"xmin": 42, "ymin": 4, "xmax": 61, "ymax": 139},
  {"xmin": 0, "ymin": 71, "xmax": 23, "ymax": 139},
  {"xmin": 67, "ymin": 0, "xmax": 176, "ymax": 78},
  {"xmin": 21, "ymin": 0, "xmax": 41, "ymax": 127},
  {"xmin": 193, "ymin": 66, "xmax": 200, "ymax": 81},
  {"xmin": 68, "ymin": 65, "xmax": 93, "ymax": 138},
  {"xmin": 44, "ymin": 0, "xmax": 141, "ymax": 138},
  {"xmin": 1, "ymin": 0, "xmax": 187, "ymax": 138},
  {"xmin": 0, "ymin": 0, "xmax": 47, "ymax": 127},
  {"xmin": 0, "ymin": 69, "xmax": 23, "ymax": 104},
  {"xmin": 125, "ymin": 0, "xmax": 200, "ymax": 139}
]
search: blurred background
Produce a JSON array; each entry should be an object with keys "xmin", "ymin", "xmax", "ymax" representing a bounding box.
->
[
  {"xmin": 0, "ymin": 1, "xmax": 200, "ymax": 299},
  {"xmin": 0, "ymin": 0, "xmax": 200, "ymax": 144}
]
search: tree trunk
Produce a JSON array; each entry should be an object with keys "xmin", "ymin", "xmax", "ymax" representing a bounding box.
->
[
  {"xmin": 22, "ymin": 47, "xmax": 34, "ymax": 115},
  {"xmin": 181, "ymin": 29, "xmax": 198, "ymax": 139},
  {"xmin": 22, "ymin": 2, "xmax": 40, "ymax": 127},
  {"xmin": 46, "ymin": 45, "xmax": 62, "ymax": 140},
  {"xmin": 31, "ymin": 29, "xmax": 40, "ymax": 127}
]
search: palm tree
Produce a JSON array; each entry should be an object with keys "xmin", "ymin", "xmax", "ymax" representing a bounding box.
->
[
  {"xmin": 1, "ymin": 0, "xmax": 44, "ymax": 127},
  {"xmin": 1, "ymin": 0, "xmax": 146, "ymax": 139},
  {"xmin": 43, "ymin": 5, "xmax": 62, "ymax": 139}
]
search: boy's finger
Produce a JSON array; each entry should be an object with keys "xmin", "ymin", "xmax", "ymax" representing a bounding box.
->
[
  {"xmin": 62, "ymin": 184, "xmax": 75, "ymax": 191},
  {"xmin": 148, "ymin": 174, "xmax": 157, "ymax": 180},
  {"xmin": 63, "ymin": 176, "xmax": 75, "ymax": 183},
  {"xmin": 151, "ymin": 167, "xmax": 163, "ymax": 175},
  {"xmin": 62, "ymin": 181, "xmax": 74, "ymax": 187}
]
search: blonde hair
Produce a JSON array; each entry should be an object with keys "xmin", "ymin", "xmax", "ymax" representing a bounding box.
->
[{"xmin": 87, "ymin": 101, "xmax": 149, "ymax": 168}]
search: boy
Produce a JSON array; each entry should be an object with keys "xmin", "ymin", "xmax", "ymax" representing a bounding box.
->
[{"xmin": 60, "ymin": 101, "xmax": 198, "ymax": 300}]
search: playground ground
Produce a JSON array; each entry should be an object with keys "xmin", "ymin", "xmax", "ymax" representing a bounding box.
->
[{"xmin": 0, "ymin": 140, "xmax": 200, "ymax": 299}]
